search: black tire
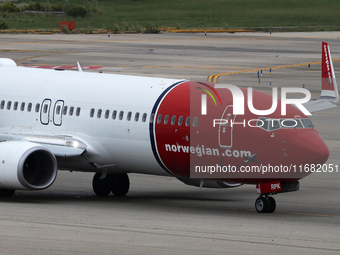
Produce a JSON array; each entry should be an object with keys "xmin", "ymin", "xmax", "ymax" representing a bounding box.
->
[
  {"xmin": 266, "ymin": 197, "xmax": 276, "ymax": 213},
  {"xmin": 92, "ymin": 173, "xmax": 112, "ymax": 196},
  {"xmin": 111, "ymin": 173, "xmax": 130, "ymax": 196},
  {"xmin": 0, "ymin": 189, "xmax": 15, "ymax": 197},
  {"xmin": 255, "ymin": 197, "xmax": 268, "ymax": 213}
]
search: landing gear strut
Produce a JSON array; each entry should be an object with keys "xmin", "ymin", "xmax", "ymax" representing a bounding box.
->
[
  {"xmin": 255, "ymin": 195, "xmax": 276, "ymax": 213},
  {"xmin": 0, "ymin": 188, "xmax": 15, "ymax": 197},
  {"xmin": 92, "ymin": 173, "xmax": 130, "ymax": 197},
  {"xmin": 255, "ymin": 181, "xmax": 299, "ymax": 213}
]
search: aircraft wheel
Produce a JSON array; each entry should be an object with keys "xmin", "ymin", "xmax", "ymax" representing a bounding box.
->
[
  {"xmin": 111, "ymin": 173, "xmax": 130, "ymax": 196},
  {"xmin": 255, "ymin": 197, "xmax": 268, "ymax": 213},
  {"xmin": 0, "ymin": 188, "xmax": 15, "ymax": 197},
  {"xmin": 92, "ymin": 173, "xmax": 112, "ymax": 196},
  {"xmin": 266, "ymin": 197, "xmax": 276, "ymax": 213}
]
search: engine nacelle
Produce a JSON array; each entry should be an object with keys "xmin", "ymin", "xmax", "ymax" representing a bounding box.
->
[
  {"xmin": 0, "ymin": 141, "xmax": 57, "ymax": 190},
  {"xmin": 0, "ymin": 58, "xmax": 17, "ymax": 67},
  {"xmin": 177, "ymin": 177, "xmax": 242, "ymax": 188}
]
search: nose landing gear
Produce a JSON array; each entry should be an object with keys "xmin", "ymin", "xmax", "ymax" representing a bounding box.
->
[
  {"xmin": 255, "ymin": 181, "xmax": 299, "ymax": 213},
  {"xmin": 255, "ymin": 195, "xmax": 276, "ymax": 213}
]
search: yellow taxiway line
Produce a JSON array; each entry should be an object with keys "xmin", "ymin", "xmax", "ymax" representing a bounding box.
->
[{"xmin": 208, "ymin": 59, "xmax": 340, "ymax": 83}]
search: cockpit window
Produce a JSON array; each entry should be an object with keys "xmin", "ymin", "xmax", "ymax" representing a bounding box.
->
[
  {"xmin": 301, "ymin": 118, "xmax": 314, "ymax": 128},
  {"xmin": 256, "ymin": 117, "xmax": 269, "ymax": 130},
  {"xmin": 257, "ymin": 117, "xmax": 313, "ymax": 131},
  {"xmin": 257, "ymin": 118, "xmax": 280, "ymax": 131},
  {"xmin": 268, "ymin": 119, "xmax": 281, "ymax": 131},
  {"xmin": 281, "ymin": 119, "xmax": 303, "ymax": 128}
]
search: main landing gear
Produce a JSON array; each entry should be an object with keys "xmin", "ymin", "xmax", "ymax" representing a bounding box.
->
[
  {"xmin": 92, "ymin": 172, "xmax": 130, "ymax": 197},
  {"xmin": 255, "ymin": 195, "xmax": 276, "ymax": 213},
  {"xmin": 0, "ymin": 188, "xmax": 15, "ymax": 197}
]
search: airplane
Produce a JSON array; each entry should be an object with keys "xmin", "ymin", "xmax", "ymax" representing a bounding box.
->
[{"xmin": 0, "ymin": 42, "xmax": 338, "ymax": 213}]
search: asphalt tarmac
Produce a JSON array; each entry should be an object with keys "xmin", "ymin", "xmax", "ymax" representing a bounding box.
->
[{"xmin": 0, "ymin": 32, "xmax": 339, "ymax": 254}]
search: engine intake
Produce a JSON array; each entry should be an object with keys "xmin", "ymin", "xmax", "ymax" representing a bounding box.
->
[{"xmin": 0, "ymin": 141, "xmax": 58, "ymax": 190}]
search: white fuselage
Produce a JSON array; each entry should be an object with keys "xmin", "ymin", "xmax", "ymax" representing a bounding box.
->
[{"xmin": 0, "ymin": 65, "xmax": 184, "ymax": 176}]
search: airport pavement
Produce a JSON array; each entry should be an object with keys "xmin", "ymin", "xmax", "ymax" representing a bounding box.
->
[{"xmin": 0, "ymin": 32, "xmax": 339, "ymax": 254}]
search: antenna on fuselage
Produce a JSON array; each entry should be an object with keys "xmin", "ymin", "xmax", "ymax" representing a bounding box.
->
[{"xmin": 77, "ymin": 62, "xmax": 83, "ymax": 72}]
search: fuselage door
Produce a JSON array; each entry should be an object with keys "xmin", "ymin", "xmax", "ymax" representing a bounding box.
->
[
  {"xmin": 53, "ymin": 100, "xmax": 64, "ymax": 126},
  {"xmin": 40, "ymin": 99, "xmax": 52, "ymax": 125},
  {"xmin": 218, "ymin": 105, "xmax": 236, "ymax": 148}
]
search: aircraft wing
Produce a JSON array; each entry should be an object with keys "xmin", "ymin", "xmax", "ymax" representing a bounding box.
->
[
  {"xmin": 303, "ymin": 42, "xmax": 339, "ymax": 113},
  {"xmin": 0, "ymin": 133, "xmax": 87, "ymax": 157}
]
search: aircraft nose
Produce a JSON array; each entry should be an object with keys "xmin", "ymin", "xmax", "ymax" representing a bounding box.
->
[{"xmin": 292, "ymin": 131, "xmax": 329, "ymax": 164}]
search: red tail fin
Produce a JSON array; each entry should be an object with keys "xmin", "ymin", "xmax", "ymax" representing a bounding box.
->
[
  {"xmin": 321, "ymin": 42, "xmax": 339, "ymax": 100},
  {"xmin": 303, "ymin": 42, "xmax": 339, "ymax": 113}
]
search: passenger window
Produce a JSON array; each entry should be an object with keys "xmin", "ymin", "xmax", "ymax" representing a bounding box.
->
[
  {"xmin": 43, "ymin": 104, "xmax": 48, "ymax": 113},
  {"xmin": 20, "ymin": 102, "xmax": 25, "ymax": 111},
  {"xmin": 171, "ymin": 115, "xmax": 176, "ymax": 125},
  {"xmin": 63, "ymin": 106, "xmax": 68, "ymax": 115},
  {"xmin": 142, "ymin": 113, "xmax": 147, "ymax": 122},
  {"xmin": 69, "ymin": 106, "xmax": 74, "ymax": 116},
  {"xmin": 112, "ymin": 110, "xmax": 117, "ymax": 120},
  {"xmin": 119, "ymin": 111, "xmax": 124, "ymax": 120},
  {"xmin": 164, "ymin": 115, "xmax": 169, "ymax": 124},
  {"xmin": 35, "ymin": 103, "xmax": 40, "ymax": 112},
  {"xmin": 0, "ymin": 100, "xmax": 4, "ymax": 110},
  {"xmin": 27, "ymin": 103, "xmax": 32, "ymax": 112},
  {"xmin": 13, "ymin": 101, "xmax": 18, "ymax": 111},
  {"xmin": 135, "ymin": 112, "xmax": 140, "ymax": 122},
  {"xmin": 105, "ymin": 110, "xmax": 110, "ymax": 119},
  {"xmin": 90, "ymin": 108, "xmax": 95, "ymax": 118},
  {"xmin": 7, "ymin": 101, "xmax": 11, "ymax": 110},
  {"xmin": 76, "ymin": 107, "xmax": 81, "ymax": 116},
  {"xmin": 56, "ymin": 105, "xmax": 61, "ymax": 115},
  {"xmin": 157, "ymin": 114, "xmax": 162, "ymax": 124},
  {"xmin": 97, "ymin": 109, "xmax": 102, "ymax": 118},
  {"xmin": 178, "ymin": 116, "xmax": 183, "ymax": 126},
  {"xmin": 150, "ymin": 113, "xmax": 155, "ymax": 123},
  {"xmin": 127, "ymin": 111, "xmax": 132, "ymax": 121},
  {"xmin": 193, "ymin": 117, "xmax": 198, "ymax": 127},
  {"xmin": 185, "ymin": 117, "xmax": 190, "ymax": 127}
]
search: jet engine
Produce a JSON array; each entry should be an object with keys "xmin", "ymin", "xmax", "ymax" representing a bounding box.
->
[{"xmin": 0, "ymin": 141, "xmax": 57, "ymax": 190}]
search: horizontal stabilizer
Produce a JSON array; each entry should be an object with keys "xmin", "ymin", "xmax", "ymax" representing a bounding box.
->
[{"xmin": 303, "ymin": 99, "xmax": 338, "ymax": 113}]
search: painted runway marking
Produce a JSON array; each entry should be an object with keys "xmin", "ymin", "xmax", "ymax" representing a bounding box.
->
[
  {"xmin": 208, "ymin": 58, "xmax": 340, "ymax": 83},
  {"xmin": 1, "ymin": 34, "xmax": 340, "ymax": 45},
  {"xmin": 23, "ymin": 65, "xmax": 103, "ymax": 70},
  {"xmin": 18, "ymin": 63, "xmax": 242, "ymax": 70}
]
